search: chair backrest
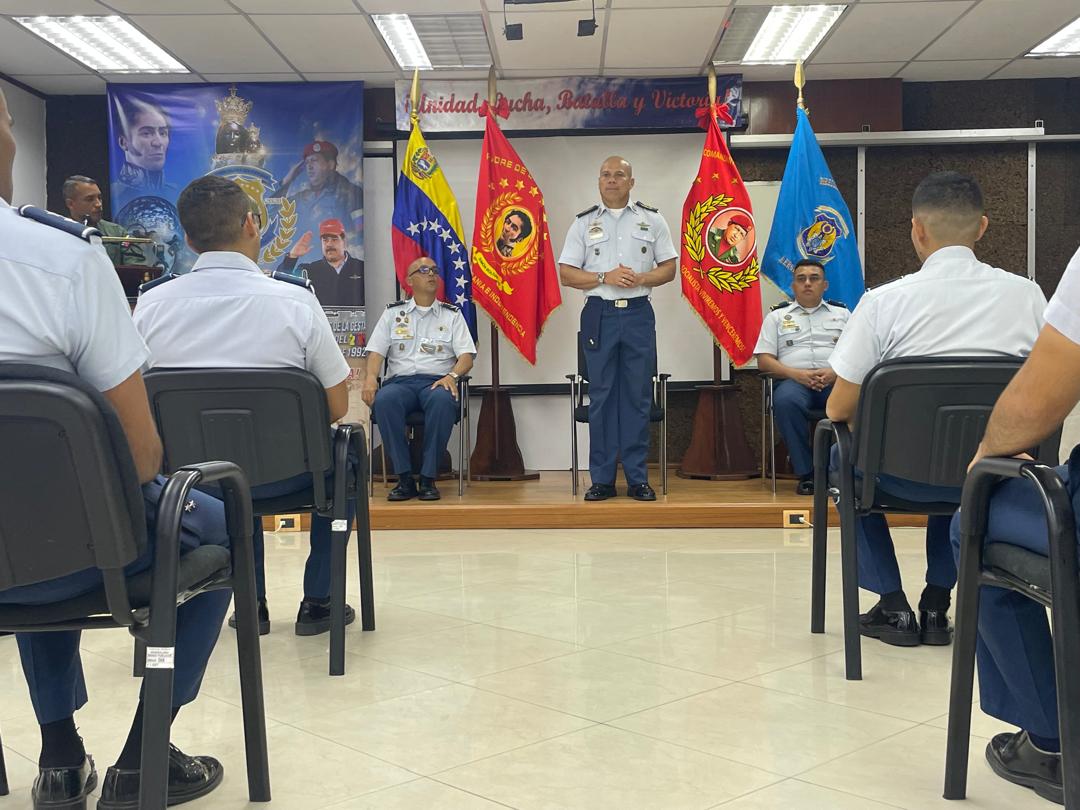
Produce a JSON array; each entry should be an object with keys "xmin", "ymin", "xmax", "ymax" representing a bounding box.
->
[
  {"xmin": 0, "ymin": 364, "xmax": 145, "ymax": 590},
  {"xmin": 144, "ymin": 368, "xmax": 333, "ymax": 503},
  {"xmin": 853, "ymin": 356, "xmax": 1060, "ymax": 503}
]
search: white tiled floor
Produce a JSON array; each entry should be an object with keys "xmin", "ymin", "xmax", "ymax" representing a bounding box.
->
[{"xmin": 0, "ymin": 526, "xmax": 1053, "ymax": 809}]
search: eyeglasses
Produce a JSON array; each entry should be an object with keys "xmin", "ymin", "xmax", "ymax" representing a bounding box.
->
[{"xmin": 409, "ymin": 264, "xmax": 438, "ymax": 277}]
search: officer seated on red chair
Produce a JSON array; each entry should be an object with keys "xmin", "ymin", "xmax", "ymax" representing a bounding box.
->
[{"xmin": 361, "ymin": 257, "xmax": 475, "ymax": 502}]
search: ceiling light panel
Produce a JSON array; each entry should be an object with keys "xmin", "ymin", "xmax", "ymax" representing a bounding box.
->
[
  {"xmin": 1028, "ymin": 15, "xmax": 1080, "ymax": 57},
  {"xmin": 713, "ymin": 5, "xmax": 771, "ymax": 64},
  {"xmin": 14, "ymin": 15, "xmax": 188, "ymax": 73},
  {"xmin": 741, "ymin": 4, "xmax": 847, "ymax": 66},
  {"xmin": 373, "ymin": 13, "xmax": 432, "ymax": 69},
  {"xmin": 411, "ymin": 15, "xmax": 493, "ymax": 68}
]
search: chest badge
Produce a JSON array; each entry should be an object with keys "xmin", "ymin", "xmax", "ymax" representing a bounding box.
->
[{"xmin": 587, "ymin": 224, "xmax": 604, "ymax": 240}]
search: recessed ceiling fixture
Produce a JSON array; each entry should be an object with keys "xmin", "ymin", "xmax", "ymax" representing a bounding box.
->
[
  {"xmin": 14, "ymin": 15, "xmax": 187, "ymax": 73},
  {"xmin": 373, "ymin": 14, "xmax": 432, "ymax": 70},
  {"xmin": 374, "ymin": 13, "xmax": 492, "ymax": 69},
  {"xmin": 740, "ymin": 4, "xmax": 847, "ymax": 65},
  {"xmin": 1027, "ymin": 15, "xmax": 1080, "ymax": 57}
]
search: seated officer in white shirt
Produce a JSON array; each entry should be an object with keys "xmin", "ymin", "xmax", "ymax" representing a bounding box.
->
[
  {"xmin": 754, "ymin": 259, "xmax": 850, "ymax": 495},
  {"xmin": 946, "ymin": 245, "xmax": 1080, "ymax": 805},
  {"xmin": 826, "ymin": 171, "xmax": 1046, "ymax": 648},
  {"xmin": 134, "ymin": 175, "xmax": 355, "ymax": 638},
  {"xmin": 362, "ymin": 257, "xmax": 476, "ymax": 502}
]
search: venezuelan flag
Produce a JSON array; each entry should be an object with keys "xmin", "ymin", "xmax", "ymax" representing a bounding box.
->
[{"xmin": 391, "ymin": 124, "xmax": 477, "ymax": 339}]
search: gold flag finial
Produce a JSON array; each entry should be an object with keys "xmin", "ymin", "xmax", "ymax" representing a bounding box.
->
[
  {"xmin": 409, "ymin": 68, "xmax": 421, "ymax": 125},
  {"xmin": 794, "ymin": 60, "xmax": 807, "ymax": 113},
  {"xmin": 487, "ymin": 65, "xmax": 497, "ymax": 106},
  {"xmin": 707, "ymin": 64, "xmax": 717, "ymax": 107}
]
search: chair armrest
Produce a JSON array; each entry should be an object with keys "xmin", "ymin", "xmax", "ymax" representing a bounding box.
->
[
  {"xmin": 330, "ymin": 424, "xmax": 357, "ymax": 518},
  {"xmin": 656, "ymin": 373, "xmax": 672, "ymax": 381}
]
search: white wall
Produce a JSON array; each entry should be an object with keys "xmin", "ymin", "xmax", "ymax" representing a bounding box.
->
[{"xmin": 1, "ymin": 79, "xmax": 46, "ymax": 207}]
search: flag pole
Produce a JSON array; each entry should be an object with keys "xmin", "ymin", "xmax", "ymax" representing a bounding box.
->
[
  {"xmin": 487, "ymin": 67, "xmax": 501, "ymax": 459},
  {"xmin": 707, "ymin": 66, "xmax": 732, "ymax": 387}
]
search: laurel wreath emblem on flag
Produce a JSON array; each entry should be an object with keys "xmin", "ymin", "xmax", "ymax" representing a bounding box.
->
[
  {"xmin": 479, "ymin": 191, "xmax": 540, "ymax": 278},
  {"xmin": 683, "ymin": 194, "xmax": 759, "ymax": 293}
]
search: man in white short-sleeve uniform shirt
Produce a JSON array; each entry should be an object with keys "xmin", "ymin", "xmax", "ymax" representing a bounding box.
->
[
  {"xmin": 134, "ymin": 175, "xmax": 356, "ymax": 639},
  {"xmin": 947, "ymin": 244, "xmax": 1080, "ymax": 804},
  {"xmin": 825, "ymin": 171, "xmax": 1046, "ymax": 648}
]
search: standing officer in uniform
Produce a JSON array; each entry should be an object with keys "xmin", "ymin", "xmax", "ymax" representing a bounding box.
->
[
  {"xmin": 362, "ymin": 257, "xmax": 475, "ymax": 502},
  {"xmin": 277, "ymin": 218, "xmax": 365, "ymax": 306},
  {"xmin": 948, "ymin": 244, "xmax": 1080, "ymax": 805},
  {"xmin": 0, "ymin": 88, "xmax": 227, "ymax": 809},
  {"xmin": 754, "ymin": 259, "xmax": 849, "ymax": 494},
  {"xmin": 826, "ymin": 171, "xmax": 1046, "ymax": 647},
  {"xmin": 134, "ymin": 175, "xmax": 357, "ymax": 638},
  {"xmin": 557, "ymin": 155, "xmax": 677, "ymax": 501}
]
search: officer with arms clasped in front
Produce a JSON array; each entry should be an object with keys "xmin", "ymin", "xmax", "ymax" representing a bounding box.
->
[
  {"xmin": 363, "ymin": 257, "xmax": 476, "ymax": 502},
  {"xmin": 558, "ymin": 155, "xmax": 678, "ymax": 501},
  {"xmin": 754, "ymin": 259, "xmax": 849, "ymax": 495}
]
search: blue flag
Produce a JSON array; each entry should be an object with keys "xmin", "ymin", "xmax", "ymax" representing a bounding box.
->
[{"xmin": 762, "ymin": 108, "xmax": 863, "ymax": 309}]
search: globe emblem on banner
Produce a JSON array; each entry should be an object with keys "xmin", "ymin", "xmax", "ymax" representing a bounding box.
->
[
  {"xmin": 797, "ymin": 205, "xmax": 850, "ymax": 264},
  {"xmin": 207, "ymin": 165, "xmax": 297, "ymax": 266},
  {"xmin": 116, "ymin": 195, "xmax": 193, "ymax": 274}
]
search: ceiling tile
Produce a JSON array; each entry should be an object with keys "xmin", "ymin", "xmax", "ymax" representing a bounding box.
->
[
  {"xmin": 605, "ymin": 67, "xmax": 708, "ymax": 77},
  {"xmin": 738, "ymin": 64, "xmax": 803, "ymax": 81},
  {"xmin": 899, "ymin": 59, "xmax": 1009, "ymax": 81},
  {"xmin": 0, "ymin": 0, "xmax": 106, "ymax": 11},
  {"xmin": 992, "ymin": 56, "xmax": 1080, "ymax": 79},
  {"xmin": 807, "ymin": 62, "xmax": 906, "ymax": 79},
  {"xmin": 201, "ymin": 73, "xmax": 303, "ymax": 82},
  {"xmin": 252, "ymin": 14, "xmax": 394, "ymax": 72},
  {"xmin": 488, "ymin": 10, "xmax": 604, "ymax": 71},
  {"xmin": 0, "ymin": 18, "xmax": 90, "ymax": 74},
  {"xmin": 605, "ymin": 6, "xmax": 729, "ymax": 69},
  {"xmin": 104, "ymin": 0, "xmax": 235, "ymax": 11},
  {"xmin": 100, "ymin": 73, "xmax": 205, "ymax": 84},
  {"xmin": 131, "ymin": 14, "xmax": 292, "ymax": 72},
  {"xmin": 499, "ymin": 0, "xmax": 595, "ymax": 12},
  {"xmin": 814, "ymin": 2, "xmax": 973, "ymax": 63},
  {"xmin": 359, "ymin": 0, "xmax": 486, "ymax": 11},
  {"xmin": 612, "ymin": 0, "xmax": 728, "ymax": 6},
  {"xmin": 10, "ymin": 74, "xmax": 106, "ymax": 94},
  {"xmin": 233, "ymin": 0, "xmax": 357, "ymax": 10},
  {"xmin": 920, "ymin": 0, "xmax": 1080, "ymax": 60}
]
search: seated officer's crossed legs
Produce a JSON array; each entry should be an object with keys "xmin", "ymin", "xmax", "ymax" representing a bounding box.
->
[{"xmin": 363, "ymin": 257, "xmax": 476, "ymax": 502}]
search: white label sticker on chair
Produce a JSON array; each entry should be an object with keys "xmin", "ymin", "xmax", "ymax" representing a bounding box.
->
[
  {"xmin": 331, "ymin": 519, "xmax": 348, "ymax": 532},
  {"xmin": 144, "ymin": 646, "xmax": 175, "ymax": 669}
]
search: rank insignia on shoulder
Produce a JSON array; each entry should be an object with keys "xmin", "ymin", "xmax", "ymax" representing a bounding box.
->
[
  {"xmin": 138, "ymin": 273, "xmax": 176, "ymax": 295},
  {"xmin": 271, "ymin": 271, "xmax": 315, "ymax": 293},
  {"xmin": 386, "ymin": 299, "xmax": 408, "ymax": 309},
  {"xmin": 440, "ymin": 300, "xmax": 461, "ymax": 312},
  {"xmin": 770, "ymin": 300, "xmax": 794, "ymax": 311},
  {"xmin": 635, "ymin": 201, "xmax": 659, "ymax": 212},
  {"xmin": 17, "ymin": 205, "xmax": 100, "ymax": 242},
  {"xmin": 825, "ymin": 299, "xmax": 849, "ymax": 308},
  {"xmin": 576, "ymin": 205, "xmax": 599, "ymax": 219}
]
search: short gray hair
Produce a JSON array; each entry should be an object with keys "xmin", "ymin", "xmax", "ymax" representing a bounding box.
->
[{"xmin": 62, "ymin": 175, "xmax": 98, "ymax": 201}]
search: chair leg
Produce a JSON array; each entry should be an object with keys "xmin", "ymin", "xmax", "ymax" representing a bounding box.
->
[
  {"xmin": 810, "ymin": 427, "xmax": 829, "ymax": 634},
  {"xmin": 569, "ymin": 378, "xmax": 579, "ymax": 497},
  {"xmin": 368, "ymin": 420, "xmax": 375, "ymax": 498},
  {"xmin": 943, "ymin": 568, "xmax": 982, "ymax": 799},
  {"xmin": 838, "ymin": 493, "xmax": 862, "ymax": 681},
  {"xmin": 356, "ymin": 494, "xmax": 375, "ymax": 632},
  {"xmin": 0, "ymin": 726, "xmax": 9, "ymax": 796},
  {"xmin": 133, "ymin": 637, "xmax": 147, "ymax": 677},
  {"xmin": 328, "ymin": 519, "xmax": 348, "ymax": 676},
  {"xmin": 661, "ymin": 378, "xmax": 669, "ymax": 496},
  {"xmin": 1049, "ymin": 535, "xmax": 1080, "ymax": 808},
  {"xmin": 458, "ymin": 404, "xmax": 465, "ymax": 498},
  {"xmin": 768, "ymin": 380, "xmax": 777, "ymax": 495},
  {"xmin": 760, "ymin": 378, "xmax": 767, "ymax": 482}
]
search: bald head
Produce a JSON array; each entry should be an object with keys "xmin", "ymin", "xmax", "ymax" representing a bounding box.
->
[
  {"xmin": 598, "ymin": 155, "xmax": 634, "ymax": 208},
  {"xmin": 0, "ymin": 88, "xmax": 14, "ymax": 204},
  {"xmin": 910, "ymin": 171, "xmax": 989, "ymax": 261}
]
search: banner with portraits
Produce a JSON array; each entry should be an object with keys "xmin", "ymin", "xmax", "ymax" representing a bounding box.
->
[{"xmin": 106, "ymin": 81, "xmax": 365, "ymax": 308}]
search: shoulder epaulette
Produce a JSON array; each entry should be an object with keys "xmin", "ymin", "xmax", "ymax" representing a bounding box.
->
[
  {"xmin": 770, "ymin": 300, "xmax": 793, "ymax": 311},
  {"xmin": 440, "ymin": 300, "xmax": 461, "ymax": 312},
  {"xmin": 17, "ymin": 205, "xmax": 100, "ymax": 242},
  {"xmin": 385, "ymin": 299, "xmax": 407, "ymax": 309},
  {"xmin": 271, "ymin": 271, "xmax": 315, "ymax": 293},
  {"xmin": 866, "ymin": 275, "xmax": 906, "ymax": 292},
  {"xmin": 138, "ymin": 273, "xmax": 176, "ymax": 295},
  {"xmin": 636, "ymin": 201, "xmax": 659, "ymax": 212},
  {"xmin": 825, "ymin": 299, "xmax": 848, "ymax": 308},
  {"xmin": 576, "ymin": 205, "xmax": 599, "ymax": 219}
]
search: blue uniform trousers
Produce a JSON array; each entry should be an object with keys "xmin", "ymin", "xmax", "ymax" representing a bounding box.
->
[
  {"xmin": 581, "ymin": 297, "xmax": 656, "ymax": 486},
  {"xmin": 947, "ymin": 458, "xmax": 1074, "ymax": 739},
  {"xmin": 830, "ymin": 444, "xmax": 959, "ymax": 595},
  {"xmin": 772, "ymin": 379, "xmax": 831, "ymax": 477},
  {"xmin": 372, "ymin": 374, "xmax": 458, "ymax": 480},
  {"xmin": 0, "ymin": 479, "xmax": 231, "ymax": 725}
]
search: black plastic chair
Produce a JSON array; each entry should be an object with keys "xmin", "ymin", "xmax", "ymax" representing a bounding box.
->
[
  {"xmin": 367, "ymin": 365, "xmax": 472, "ymax": 498},
  {"xmin": 809, "ymin": 356, "xmax": 1061, "ymax": 681},
  {"xmin": 944, "ymin": 458, "xmax": 1080, "ymax": 806},
  {"xmin": 759, "ymin": 372, "xmax": 827, "ymax": 493},
  {"xmin": 143, "ymin": 367, "xmax": 372, "ymax": 677},
  {"xmin": 566, "ymin": 332, "xmax": 670, "ymax": 497},
  {"xmin": 0, "ymin": 364, "xmax": 269, "ymax": 809}
]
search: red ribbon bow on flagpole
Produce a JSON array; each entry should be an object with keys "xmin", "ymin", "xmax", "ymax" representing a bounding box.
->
[
  {"xmin": 694, "ymin": 100, "xmax": 735, "ymax": 130},
  {"xmin": 480, "ymin": 98, "xmax": 511, "ymax": 119}
]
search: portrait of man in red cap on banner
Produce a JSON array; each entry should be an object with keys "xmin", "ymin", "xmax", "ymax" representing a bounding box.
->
[
  {"xmin": 707, "ymin": 210, "xmax": 755, "ymax": 266},
  {"xmin": 277, "ymin": 217, "xmax": 365, "ymax": 307},
  {"xmin": 279, "ymin": 139, "xmax": 363, "ymax": 265}
]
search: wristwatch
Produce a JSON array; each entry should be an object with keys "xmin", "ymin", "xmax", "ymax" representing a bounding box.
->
[
  {"xmin": 447, "ymin": 372, "xmax": 460, "ymax": 381},
  {"xmin": 597, "ymin": 272, "xmax": 606, "ymax": 285}
]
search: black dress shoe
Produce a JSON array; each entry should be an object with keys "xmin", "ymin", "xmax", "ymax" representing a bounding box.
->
[
  {"xmin": 795, "ymin": 478, "xmax": 814, "ymax": 496},
  {"xmin": 583, "ymin": 483, "xmax": 617, "ymax": 501},
  {"xmin": 32, "ymin": 755, "xmax": 96, "ymax": 809},
  {"xmin": 295, "ymin": 597, "xmax": 356, "ymax": 636},
  {"xmin": 859, "ymin": 601, "xmax": 920, "ymax": 646},
  {"xmin": 387, "ymin": 475, "xmax": 418, "ymax": 501},
  {"xmin": 627, "ymin": 483, "xmax": 657, "ymax": 501},
  {"xmin": 418, "ymin": 476, "xmax": 441, "ymax": 501},
  {"xmin": 227, "ymin": 598, "xmax": 270, "ymax": 635},
  {"xmin": 97, "ymin": 745, "xmax": 223, "ymax": 809},
  {"xmin": 919, "ymin": 608, "xmax": 953, "ymax": 646},
  {"xmin": 986, "ymin": 730, "xmax": 1063, "ymax": 805}
]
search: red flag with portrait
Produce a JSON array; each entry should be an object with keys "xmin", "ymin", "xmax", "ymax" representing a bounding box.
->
[
  {"xmin": 470, "ymin": 102, "xmax": 561, "ymax": 364},
  {"xmin": 680, "ymin": 111, "xmax": 763, "ymax": 366}
]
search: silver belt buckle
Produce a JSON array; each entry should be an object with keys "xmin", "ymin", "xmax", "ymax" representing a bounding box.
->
[{"xmin": 614, "ymin": 299, "xmax": 628, "ymax": 309}]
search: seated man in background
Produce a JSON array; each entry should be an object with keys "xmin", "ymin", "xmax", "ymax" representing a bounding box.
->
[
  {"xmin": 754, "ymin": 259, "xmax": 849, "ymax": 495},
  {"xmin": 949, "ymin": 244, "xmax": 1080, "ymax": 806},
  {"xmin": 0, "ymin": 89, "xmax": 226, "ymax": 809},
  {"xmin": 826, "ymin": 171, "xmax": 1046, "ymax": 648},
  {"xmin": 362, "ymin": 257, "xmax": 475, "ymax": 502},
  {"xmin": 62, "ymin": 174, "xmax": 144, "ymax": 266},
  {"xmin": 277, "ymin": 217, "xmax": 365, "ymax": 307},
  {"xmin": 134, "ymin": 175, "xmax": 356, "ymax": 637}
]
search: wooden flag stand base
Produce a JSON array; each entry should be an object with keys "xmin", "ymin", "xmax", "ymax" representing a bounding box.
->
[
  {"xmin": 677, "ymin": 347, "xmax": 757, "ymax": 480},
  {"xmin": 469, "ymin": 388, "xmax": 540, "ymax": 481}
]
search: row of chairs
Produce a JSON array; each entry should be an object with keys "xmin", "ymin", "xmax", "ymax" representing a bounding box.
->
[
  {"xmin": 803, "ymin": 356, "xmax": 1076, "ymax": 804},
  {"xmin": 0, "ymin": 365, "xmax": 376, "ymax": 807}
]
